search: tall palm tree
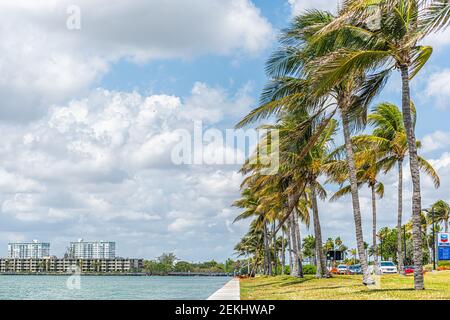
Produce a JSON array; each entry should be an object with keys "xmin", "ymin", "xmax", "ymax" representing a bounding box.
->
[
  {"xmin": 313, "ymin": 0, "xmax": 444, "ymax": 289},
  {"xmin": 275, "ymin": 111, "xmax": 337, "ymax": 278},
  {"xmin": 327, "ymin": 141, "xmax": 385, "ymax": 274},
  {"xmin": 362, "ymin": 102, "xmax": 440, "ymax": 273},
  {"xmin": 431, "ymin": 200, "xmax": 450, "ymax": 232}
]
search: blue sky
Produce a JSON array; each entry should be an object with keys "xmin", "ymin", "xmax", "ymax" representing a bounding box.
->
[{"xmin": 0, "ymin": 0, "xmax": 449, "ymax": 262}]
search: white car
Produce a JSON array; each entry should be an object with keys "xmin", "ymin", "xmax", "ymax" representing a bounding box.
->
[
  {"xmin": 378, "ymin": 261, "xmax": 398, "ymax": 274},
  {"xmin": 337, "ymin": 264, "xmax": 349, "ymax": 274}
]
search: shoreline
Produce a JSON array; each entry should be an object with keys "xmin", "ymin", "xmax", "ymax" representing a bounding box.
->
[{"xmin": 0, "ymin": 273, "xmax": 233, "ymax": 277}]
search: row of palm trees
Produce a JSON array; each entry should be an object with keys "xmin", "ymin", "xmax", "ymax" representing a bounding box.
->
[{"xmin": 233, "ymin": 0, "xmax": 449, "ymax": 290}]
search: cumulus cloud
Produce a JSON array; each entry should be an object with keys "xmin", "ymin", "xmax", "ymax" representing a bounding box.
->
[
  {"xmin": 424, "ymin": 28, "xmax": 450, "ymax": 49},
  {"xmin": 424, "ymin": 69, "xmax": 450, "ymax": 109},
  {"xmin": 0, "ymin": 0, "xmax": 273, "ymax": 122},
  {"xmin": 0, "ymin": 83, "xmax": 251, "ymax": 259},
  {"xmin": 422, "ymin": 131, "xmax": 450, "ymax": 153}
]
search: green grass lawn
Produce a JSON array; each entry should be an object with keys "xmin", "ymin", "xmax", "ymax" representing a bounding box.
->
[{"xmin": 240, "ymin": 271, "xmax": 450, "ymax": 300}]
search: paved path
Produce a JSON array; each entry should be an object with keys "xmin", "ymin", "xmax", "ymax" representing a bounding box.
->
[{"xmin": 207, "ymin": 278, "xmax": 240, "ymax": 300}]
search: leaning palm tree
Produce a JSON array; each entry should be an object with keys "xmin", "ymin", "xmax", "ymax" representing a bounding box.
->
[
  {"xmin": 362, "ymin": 102, "xmax": 440, "ymax": 273},
  {"xmin": 313, "ymin": 0, "xmax": 444, "ymax": 290},
  {"xmin": 275, "ymin": 111, "xmax": 337, "ymax": 278},
  {"xmin": 430, "ymin": 200, "xmax": 450, "ymax": 232}
]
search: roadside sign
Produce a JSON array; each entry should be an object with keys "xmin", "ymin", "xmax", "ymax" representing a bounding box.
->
[
  {"xmin": 438, "ymin": 233, "xmax": 450, "ymax": 247},
  {"xmin": 439, "ymin": 246, "xmax": 450, "ymax": 261}
]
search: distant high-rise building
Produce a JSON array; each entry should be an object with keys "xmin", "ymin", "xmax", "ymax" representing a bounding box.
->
[
  {"xmin": 8, "ymin": 240, "xmax": 50, "ymax": 259},
  {"xmin": 68, "ymin": 239, "xmax": 115, "ymax": 259}
]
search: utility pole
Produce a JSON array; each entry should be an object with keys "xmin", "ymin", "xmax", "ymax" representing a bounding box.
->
[
  {"xmin": 403, "ymin": 225, "xmax": 407, "ymax": 264},
  {"xmin": 432, "ymin": 209, "xmax": 436, "ymax": 271}
]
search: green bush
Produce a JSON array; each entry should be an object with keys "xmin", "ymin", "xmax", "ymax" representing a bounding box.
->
[
  {"xmin": 302, "ymin": 265, "xmax": 317, "ymax": 275},
  {"xmin": 438, "ymin": 261, "xmax": 450, "ymax": 267}
]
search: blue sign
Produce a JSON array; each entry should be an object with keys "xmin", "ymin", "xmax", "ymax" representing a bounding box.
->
[{"xmin": 438, "ymin": 246, "xmax": 450, "ymax": 261}]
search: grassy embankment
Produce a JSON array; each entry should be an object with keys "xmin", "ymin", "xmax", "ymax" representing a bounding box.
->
[{"xmin": 240, "ymin": 271, "xmax": 450, "ymax": 300}]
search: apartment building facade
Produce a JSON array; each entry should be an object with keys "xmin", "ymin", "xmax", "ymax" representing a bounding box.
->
[
  {"xmin": 68, "ymin": 239, "xmax": 116, "ymax": 259},
  {"xmin": 0, "ymin": 257, "xmax": 143, "ymax": 273},
  {"xmin": 8, "ymin": 240, "xmax": 50, "ymax": 259}
]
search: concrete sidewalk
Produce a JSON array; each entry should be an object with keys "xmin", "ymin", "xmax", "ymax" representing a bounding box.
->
[{"xmin": 207, "ymin": 278, "xmax": 240, "ymax": 300}]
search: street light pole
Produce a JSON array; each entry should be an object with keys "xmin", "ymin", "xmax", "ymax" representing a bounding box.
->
[
  {"xmin": 432, "ymin": 209, "xmax": 436, "ymax": 271},
  {"xmin": 379, "ymin": 234, "xmax": 383, "ymax": 261},
  {"xmin": 403, "ymin": 225, "xmax": 407, "ymax": 264}
]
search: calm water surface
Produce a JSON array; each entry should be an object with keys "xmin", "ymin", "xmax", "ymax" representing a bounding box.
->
[{"xmin": 0, "ymin": 275, "xmax": 231, "ymax": 300}]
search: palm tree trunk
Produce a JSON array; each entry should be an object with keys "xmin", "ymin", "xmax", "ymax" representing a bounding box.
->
[
  {"xmin": 445, "ymin": 219, "xmax": 448, "ymax": 233},
  {"xmin": 272, "ymin": 221, "xmax": 277, "ymax": 275},
  {"xmin": 371, "ymin": 185, "xmax": 380, "ymax": 275},
  {"xmin": 341, "ymin": 110, "xmax": 373, "ymax": 285},
  {"xmin": 263, "ymin": 221, "xmax": 272, "ymax": 275},
  {"xmin": 293, "ymin": 211, "xmax": 304, "ymax": 277},
  {"xmin": 397, "ymin": 160, "xmax": 405, "ymax": 275},
  {"xmin": 311, "ymin": 183, "xmax": 330, "ymax": 278},
  {"xmin": 287, "ymin": 223, "xmax": 293, "ymax": 275},
  {"xmin": 400, "ymin": 65, "xmax": 424, "ymax": 290},
  {"xmin": 281, "ymin": 230, "xmax": 285, "ymax": 275},
  {"xmin": 289, "ymin": 214, "xmax": 300, "ymax": 277}
]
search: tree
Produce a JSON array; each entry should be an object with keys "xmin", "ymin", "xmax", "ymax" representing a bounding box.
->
[
  {"xmin": 302, "ymin": 235, "xmax": 316, "ymax": 264},
  {"xmin": 349, "ymin": 248, "xmax": 358, "ymax": 264},
  {"xmin": 365, "ymin": 102, "xmax": 440, "ymax": 273},
  {"xmin": 326, "ymin": 138, "xmax": 385, "ymax": 273},
  {"xmin": 314, "ymin": 0, "xmax": 444, "ymax": 290},
  {"xmin": 430, "ymin": 200, "xmax": 450, "ymax": 233}
]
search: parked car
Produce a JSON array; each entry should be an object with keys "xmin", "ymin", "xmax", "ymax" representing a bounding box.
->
[
  {"xmin": 378, "ymin": 261, "xmax": 398, "ymax": 274},
  {"xmin": 402, "ymin": 266, "xmax": 414, "ymax": 274},
  {"xmin": 348, "ymin": 264, "xmax": 362, "ymax": 274},
  {"xmin": 337, "ymin": 264, "xmax": 349, "ymax": 274}
]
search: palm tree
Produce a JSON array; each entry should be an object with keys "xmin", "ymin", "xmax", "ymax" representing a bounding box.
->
[
  {"xmin": 350, "ymin": 248, "xmax": 358, "ymax": 264},
  {"xmin": 363, "ymin": 102, "xmax": 440, "ymax": 273},
  {"xmin": 274, "ymin": 111, "xmax": 337, "ymax": 278},
  {"xmin": 314, "ymin": 0, "xmax": 445, "ymax": 289},
  {"xmin": 430, "ymin": 200, "xmax": 450, "ymax": 232},
  {"xmin": 326, "ymin": 137, "xmax": 385, "ymax": 273}
]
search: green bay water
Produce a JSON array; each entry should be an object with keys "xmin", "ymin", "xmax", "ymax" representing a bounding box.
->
[{"xmin": 0, "ymin": 275, "xmax": 231, "ymax": 300}]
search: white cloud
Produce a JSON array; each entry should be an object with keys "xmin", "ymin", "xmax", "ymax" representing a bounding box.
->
[
  {"xmin": 424, "ymin": 69, "xmax": 450, "ymax": 109},
  {"xmin": 0, "ymin": 83, "xmax": 250, "ymax": 259},
  {"xmin": 424, "ymin": 28, "xmax": 450, "ymax": 49},
  {"xmin": 289, "ymin": 0, "xmax": 338, "ymax": 16},
  {"xmin": 422, "ymin": 131, "xmax": 450, "ymax": 153},
  {"xmin": 168, "ymin": 218, "xmax": 198, "ymax": 232},
  {"xmin": 0, "ymin": 0, "xmax": 273, "ymax": 122}
]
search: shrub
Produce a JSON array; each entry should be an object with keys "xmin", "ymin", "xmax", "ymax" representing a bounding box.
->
[
  {"xmin": 424, "ymin": 264, "xmax": 433, "ymax": 272},
  {"xmin": 438, "ymin": 261, "xmax": 450, "ymax": 267},
  {"xmin": 284, "ymin": 266, "xmax": 290, "ymax": 275},
  {"xmin": 302, "ymin": 265, "xmax": 317, "ymax": 275}
]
